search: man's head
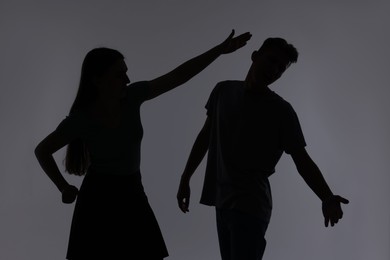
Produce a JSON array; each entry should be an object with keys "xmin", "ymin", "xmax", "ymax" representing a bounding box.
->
[{"xmin": 248, "ymin": 38, "xmax": 298, "ymax": 87}]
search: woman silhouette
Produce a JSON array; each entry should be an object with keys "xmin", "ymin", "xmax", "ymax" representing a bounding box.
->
[{"xmin": 34, "ymin": 30, "xmax": 251, "ymax": 259}]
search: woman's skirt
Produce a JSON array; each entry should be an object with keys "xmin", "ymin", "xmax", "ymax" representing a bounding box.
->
[{"xmin": 66, "ymin": 170, "xmax": 169, "ymax": 259}]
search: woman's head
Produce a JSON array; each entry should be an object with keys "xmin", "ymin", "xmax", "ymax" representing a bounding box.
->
[{"xmin": 71, "ymin": 48, "xmax": 125, "ymax": 113}]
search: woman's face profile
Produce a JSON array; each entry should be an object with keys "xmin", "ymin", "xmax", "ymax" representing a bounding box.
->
[{"xmin": 96, "ymin": 59, "xmax": 130, "ymax": 99}]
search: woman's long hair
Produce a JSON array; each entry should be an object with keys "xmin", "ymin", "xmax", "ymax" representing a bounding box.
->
[{"xmin": 65, "ymin": 48, "xmax": 124, "ymax": 175}]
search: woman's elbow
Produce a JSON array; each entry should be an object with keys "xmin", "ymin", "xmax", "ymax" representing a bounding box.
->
[
  {"xmin": 34, "ymin": 143, "xmax": 43, "ymax": 158},
  {"xmin": 34, "ymin": 141, "xmax": 49, "ymax": 159}
]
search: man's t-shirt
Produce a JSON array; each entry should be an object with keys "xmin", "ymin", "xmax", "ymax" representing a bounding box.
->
[
  {"xmin": 200, "ymin": 80, "xmax": 306, "ymax": 222},
  {"xmin": 55, "ymin": 81, "xmax": 150, "ymax": 175}
]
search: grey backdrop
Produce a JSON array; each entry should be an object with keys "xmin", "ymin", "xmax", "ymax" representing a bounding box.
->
[{"xmin": 1, "ymin": 1, "xmax": 389, "ymax": 259}]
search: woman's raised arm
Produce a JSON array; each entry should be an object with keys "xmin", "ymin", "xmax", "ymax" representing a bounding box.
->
[{"xmin": 147, "ymin": 30, "xmax": 251, "ymax": 100}]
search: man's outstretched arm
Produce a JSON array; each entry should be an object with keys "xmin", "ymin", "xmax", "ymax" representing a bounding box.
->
[
  {"xmin": 177, "ymin": 117, "xmax": 211, "ymax": 213},
  {"xmin": 290, "ymin": 147, "xmax": 349, "ymax": 227}
]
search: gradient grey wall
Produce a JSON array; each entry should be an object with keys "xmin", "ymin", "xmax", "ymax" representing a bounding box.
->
[{"xmin": 1, "ymin": 1, "xmax": 389, "ymax": 259}]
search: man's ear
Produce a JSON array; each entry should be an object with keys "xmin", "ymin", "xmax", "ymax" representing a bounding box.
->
[{"xmin": 251, "ymin": 50, "xmax": 259, "ymax": 62}]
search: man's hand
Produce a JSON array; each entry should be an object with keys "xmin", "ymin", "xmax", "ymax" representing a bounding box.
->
[
  {"xmin": 220, "ymin": 30, "xmax": 252, "ymax": 54},
  {"xmin": 61, "ymin": 184, "xmax": 79, "ymax": 204},
  {"xmin": 177, "ymin": 177, "xmax": 191, "ymax": 213},
  {"xmin": 322, "ymin": 195, "xmax": 349, "ymax": 227}
]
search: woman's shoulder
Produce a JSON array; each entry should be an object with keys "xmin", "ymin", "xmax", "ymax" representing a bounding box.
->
[{"xmin": 123, "ymin": 81, "xmax": 151, "ymax": 103}]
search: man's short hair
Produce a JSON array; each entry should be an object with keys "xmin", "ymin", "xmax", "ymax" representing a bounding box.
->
[{"xmin": 259, "ymin": 38, "xmax": 298, "ymax": 64}]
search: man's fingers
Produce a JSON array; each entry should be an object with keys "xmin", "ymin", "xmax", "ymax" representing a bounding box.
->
[
  {"xmin": 177, "ymin": 197, "xmax": 189, "ymax": 213},
  {"xmin": 180, "ymin": 203, "xmax": 187, "ymax": 213},
  {"xmin": 338, "ymin": 209, "xmax": 343, "ymax": 219},
  {"xmin": 184, "ymin": 197, "xmax": 190, "ymax": 212},
  {"xmin": 326, "ymin": 214, "xmax": 342, "ymax": 227},
  {"xmin": 177, "ymin": 196, "xmax": 183, "ymax": 210}
]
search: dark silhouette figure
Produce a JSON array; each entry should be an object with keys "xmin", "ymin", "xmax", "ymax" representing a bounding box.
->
[
  {"xmin": 34, "ymin": 30, "xmax": 251, "ymax": 260},
  {"xmin": 177, "ymin": 37, "xmax": 349, "ymax": 260}
]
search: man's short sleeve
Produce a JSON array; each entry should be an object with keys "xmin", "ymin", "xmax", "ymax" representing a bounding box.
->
[
  {"xmin": 280, "ymin": 103, "xmax": 306, "ymax": 154},
  {"xmin": 205, "ymin": 82, "xmax": 223, "ymax": 116}
]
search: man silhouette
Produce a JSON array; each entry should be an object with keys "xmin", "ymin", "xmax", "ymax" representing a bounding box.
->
[{"xmin": 177, "ymin": 37, "xmax": 349, "ymax": 260}]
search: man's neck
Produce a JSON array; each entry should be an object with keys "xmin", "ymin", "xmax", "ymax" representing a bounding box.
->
[{"xmin": 244, "ymin": 77, "xmax": 271, "ymax": 95}]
